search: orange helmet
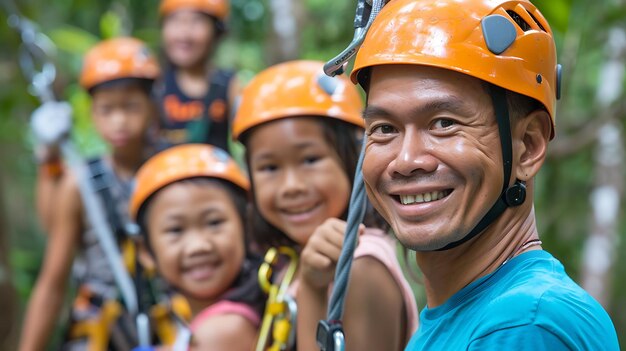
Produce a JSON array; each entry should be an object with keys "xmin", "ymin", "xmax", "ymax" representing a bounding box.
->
[
  {"xmin": 159, "ymin": 0, "xmax": 229, "ymax": 21},
  {"xmin": 129, "ymin": 144, "xmax": 249, "ymax": 221},
  {"xmin": 80, "ymin": 37, "xmax": 160, "ymax": 91},
  {"xmin": 351, "ymin": 0, "xmax": 560, "ymax": 138},
  {"xmin": 233, "ymin": 60, "xmax": 364, "ymax": 141}
]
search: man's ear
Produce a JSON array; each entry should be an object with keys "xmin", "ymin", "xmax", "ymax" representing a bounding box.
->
[
  {"xmin": 137, "ymin": 237, "xmax": 157, "ymax": 275},
  {"xmin": 514, "ymin": 110, "xmax": 551, "ymax": 181}
]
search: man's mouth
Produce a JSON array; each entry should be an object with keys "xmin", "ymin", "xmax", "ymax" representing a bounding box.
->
[{"xmin": 397, "ymin": 190, "xmax": 452, "ymax": 205}]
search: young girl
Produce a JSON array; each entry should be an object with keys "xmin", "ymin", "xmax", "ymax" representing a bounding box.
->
[
  {"xmin": 156, "ymin": 0, "xmax": 240, "ymax": 149},
  {"xmin": 233, "ymin": 60, "xmax": 419, "ymax": 351},
  {"xmin": 129, "ymin": 144, "xmax": 264, "ymax": 350},
  {"xmin": 19, "ymin": 37, "xmax": 160, "ymax": 351}
]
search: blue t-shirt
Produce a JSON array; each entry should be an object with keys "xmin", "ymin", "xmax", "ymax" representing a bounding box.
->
[{"xmin": 406, "ymin": 250, "xmax": 619, "ymax": 350}]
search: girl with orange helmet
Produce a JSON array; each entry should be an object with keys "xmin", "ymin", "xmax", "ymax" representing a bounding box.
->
[
  {"xmin": 129, "ymin": 144, "xmax": 264, "ymax": 350},
  {"xmin": 156, "ymin": 0, "xmax": 240, "ymax": 150},
  {"xmin": 19, "ymin": 37, "xmax": 160, "ymax": 351},
  {"xmin": 233, "ymin": 60, "xmax": 418, "ymax": 351}
]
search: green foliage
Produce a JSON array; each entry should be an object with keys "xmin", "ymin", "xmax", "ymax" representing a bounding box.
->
[{"xmin": 100, "ymin": 10, "xmax": 123, "ymax": 39}]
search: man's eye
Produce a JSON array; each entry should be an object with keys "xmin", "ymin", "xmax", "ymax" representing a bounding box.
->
[
  {"xmin": 371, "ymin": 124, "xmax": 397, "ymax": 134},
  {"xmin": 432, "ymin": 119, "xmax": 455, "ymax": 129}
]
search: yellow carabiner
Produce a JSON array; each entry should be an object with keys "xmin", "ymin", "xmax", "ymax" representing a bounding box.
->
[{"xmin": 256, "ymin": 246, "xmax": 299, "ymax": 351}]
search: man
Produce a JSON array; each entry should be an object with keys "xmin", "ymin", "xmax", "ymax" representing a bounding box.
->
[{"xmin": 349, "ymin": 0, "xmax": 620, "ymax": 349}]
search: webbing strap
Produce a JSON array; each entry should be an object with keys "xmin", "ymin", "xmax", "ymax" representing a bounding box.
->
[
  {"xmin": 435, "ymin": 85, "xmax": 512, "ymax": 251},
  {"xmin": 87, "ymin": 158, "xmax": 126, "ymax": 240}
]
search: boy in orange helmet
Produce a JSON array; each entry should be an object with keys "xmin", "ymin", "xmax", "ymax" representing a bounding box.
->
[
  {"xmin": 19, "ymin": 37, "xmax": 160, "ymax": 351},
  {"xmin": 342, "ymin": 0, "xmax": 619, "ymax": 349}
]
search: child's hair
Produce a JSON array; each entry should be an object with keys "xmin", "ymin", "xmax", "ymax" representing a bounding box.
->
[
  {"xmin": 88, "ymin": 77, "xmax": 155, "ymax": 97},
  {"xmin": 136, "ymin": 176, "xmax": 265, "ymax": 314},
  {"xmin": 243, "ymin": 117, "xmax": 390, "ymax": 250}
]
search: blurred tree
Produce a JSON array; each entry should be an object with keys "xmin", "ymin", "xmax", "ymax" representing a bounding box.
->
[{"xmin": 0, "ymin": 182, "xmax": 17, "ymax": 351}]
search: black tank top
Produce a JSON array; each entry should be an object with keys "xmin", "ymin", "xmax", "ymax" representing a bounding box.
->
[{"xmin": 157, "ymin": 67, "xmax": 233, "ymax": 151}]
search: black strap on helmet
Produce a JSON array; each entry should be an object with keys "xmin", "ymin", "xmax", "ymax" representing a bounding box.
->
[{"xmin": 436, "ymin": 84, "xmax": 526, "ymax": 251}]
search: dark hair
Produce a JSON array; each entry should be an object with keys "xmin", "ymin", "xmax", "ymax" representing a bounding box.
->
[
  {"xmin": 88, "ymin": 77, "xmax": 154, "ymax": 96},
  {"xmin": 242, "ymin": 117, "xmax": 390, "ymax": 251},
  {"xmin": 136, "ymin": 177, "xmax": 266, "ymax": 315},
  {"xmin": 505, "ymin": 89, "xmax": 545, "ymax": 121}
]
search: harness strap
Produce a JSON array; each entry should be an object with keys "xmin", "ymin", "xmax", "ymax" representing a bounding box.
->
[
  {"xmin": 436, "ymin": 84, "xmax": 523, "ymax": 251},
  {"xmin": 86, "ymin": 158, "xmax": 126, "ymax": 241}
]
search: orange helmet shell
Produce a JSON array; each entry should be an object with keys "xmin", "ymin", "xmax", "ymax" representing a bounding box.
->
[
  {"xmin": 80, "ymin": 37, "xmax": 160, "ymax": 90},
  {"xmin": 159, "ymin": 0, "xmax": 229, "ymax": 21},
  {"xmin": 129, "ymin": 144, "xmax": 249, "ymax": 221},
  {"xmin": 233, "ymin": 60, "xmax": 364, "ymax": 141},
  {"xmin": 351, "ymin": 0, "xmax": 558, "ymax": 138}
]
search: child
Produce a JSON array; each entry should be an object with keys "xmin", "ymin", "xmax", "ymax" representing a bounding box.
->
[
  {"xmin": 19, "ymin": 37, "xmax": 160, "ymax": 351},
  {"xmin": 129, "ymin": 144, "xmax": 264, "ymax": 350},
  {"xmin": 156, "ymin": 0, "xmax": 240, "ymax": 149},
  {"xmin": 233, "ymin": 60, "xmax": 419, "ymax": 351}
]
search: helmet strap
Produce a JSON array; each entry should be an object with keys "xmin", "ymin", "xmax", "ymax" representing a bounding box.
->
[{"xmin": 435, "ymin": 84, "xmax": 525, "ymax": 251}]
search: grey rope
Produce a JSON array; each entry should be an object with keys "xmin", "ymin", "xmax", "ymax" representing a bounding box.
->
[{"xmin": 327, "ymin": 137, "xmax": 368, "ymax": 321}]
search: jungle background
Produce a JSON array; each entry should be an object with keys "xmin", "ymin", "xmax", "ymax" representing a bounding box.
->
[{"xmin": 0, "ymin": 0, "xmax": 624, "ymax": 348}]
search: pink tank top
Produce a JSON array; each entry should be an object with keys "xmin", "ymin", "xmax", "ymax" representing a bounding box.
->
[
  {"xmin": 190, "ymin": 300, "xmax": 261, "ymax": 332},
  {"xmin": 288, "ymin": 228, "xmax": 419, "ymax": 342}
]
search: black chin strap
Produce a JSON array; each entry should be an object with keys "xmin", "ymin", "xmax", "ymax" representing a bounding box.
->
[{"xmin": 436, "ymin": 84, "xmax": 526, "ymax": 251}]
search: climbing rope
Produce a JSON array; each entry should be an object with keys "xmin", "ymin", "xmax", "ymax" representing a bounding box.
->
[
  {"xmin": 316, "ymin": 138, "xmax": 367, "ymax": 351},
  {"xmin": 318, "ymin": 1, "xmax": 388, "ymax": 349}
]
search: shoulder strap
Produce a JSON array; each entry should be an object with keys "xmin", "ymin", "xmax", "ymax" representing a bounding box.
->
[
  {"xmin": 201, "ymin": 69, "xmax": 235, "ymax": 151},
  {"xmin": 87, "ymin": 157, "xmax": 126, "ymax": 241}
]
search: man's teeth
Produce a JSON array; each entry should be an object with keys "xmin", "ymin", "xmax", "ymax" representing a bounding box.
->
[{"xmin": 400, "ymin": 191, "xmax": 448, "ymax": 205}]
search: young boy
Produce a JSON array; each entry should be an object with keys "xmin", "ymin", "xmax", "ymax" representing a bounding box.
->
[{"xmin": 19, "ymin": 37, "xmax": 160, "ymax": 351}]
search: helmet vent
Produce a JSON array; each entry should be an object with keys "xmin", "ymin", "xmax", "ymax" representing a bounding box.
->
[
  {"xmin": 506, "ymin": 10, "xmax": 531, "ymax": 32},
  {"xmin": 527, "ymin": 12, "xmax": 547, "ymax": 32}
]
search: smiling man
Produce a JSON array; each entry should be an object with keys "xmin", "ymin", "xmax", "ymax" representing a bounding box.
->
[{"xmin": 349, "ymin": 0, "xmax": 619, "ymax": 349}]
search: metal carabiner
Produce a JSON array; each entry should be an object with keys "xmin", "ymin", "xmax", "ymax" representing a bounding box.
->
[
  {"xmin": 5, "ymin": 5, "xmax": 57, "ymax": 102},
  {"xmin": 256, "ymin": 246, "xmax": 299, "ymax": 351},
  {"xmin": 323, "ymin": 0, "xmax": 388, "ymax": 77}
]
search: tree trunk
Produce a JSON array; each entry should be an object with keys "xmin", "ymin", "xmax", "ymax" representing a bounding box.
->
[
  {"xmin": 0, "ymin": 181, "xmax": 17, "ymax": 350},
  {"xmin": 580, "ymin": 28, "xmax": 626, "ymax": 307},
  {"xmin": 266, "ymin": 0, "xmax": 303, "ymax": 64}
]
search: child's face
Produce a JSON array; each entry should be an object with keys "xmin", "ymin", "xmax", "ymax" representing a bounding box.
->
[
  {"xmin": 146, "ymin": 181, "xmax": 245, "ymax": 301},
  {"xmin": 162, "ymin": 9, "xmax": 216, "ymax": 68},
  {"xmin": 248, "ymin": 118, "xmax": 351, "ymax": 245},
  {"xmin": 91, "ymin": 85, "xmax": 153, "ymax": 152}
]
